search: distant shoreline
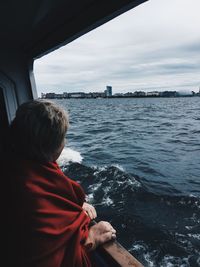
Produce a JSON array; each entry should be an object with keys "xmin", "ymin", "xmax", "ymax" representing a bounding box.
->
[
  {"xmin": 41, "ymin": 88, "xmax": 200, "ymax": 99},
  {"xmin": 41, "ymin": 95, "xmax": 199, "ymax": 100}
]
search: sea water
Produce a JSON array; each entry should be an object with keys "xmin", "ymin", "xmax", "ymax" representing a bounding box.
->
[{"xmin": 55, "ymin": 97, "xmax": 200, "ymax": 267}]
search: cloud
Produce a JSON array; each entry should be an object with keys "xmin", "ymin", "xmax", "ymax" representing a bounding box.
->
[{"xmin": 34, "ymin": 0, "xmax": 200, "ymax": 95}]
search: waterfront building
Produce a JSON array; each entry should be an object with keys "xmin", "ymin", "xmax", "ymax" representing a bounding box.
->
[
  {"xmin": 85, "ymin": 93, "xmax": 93, "ymax": 98},
  {"xmin": 68, "ymin": 92, "xmax": 85, "ymax": 98},
  {"xmin": 133, "ymin": 91, "xmax": 146, "ymax": 97},
  {"xmin": 114, "ymin": 93, "xmax": 123, "ymax": 97},
  {"xmin": 41, "ymin": 93, "xmax": 46, "ymax": 99},
  {"xmin": 55, "ymin": 93, "xmax": 64, "ymax": 99},
  {"xmin": 63, "ymin": 92, "xmax": 69, "ymax": 98},
  {"xmin": 124, "ymin": 92, "xmax": 134, "ymax": 97},
  {"xmin": 91, "ymin": 92, "xmax": 106, "ymax": 98},
  {"xmin": 146, "ymin": 91, "xmax": 160, "ymax": 97},
  {"xmin": 160, "ymin": 91, "xmax": 178, "ymax": 97},
  {"xmin": 105, "ymin": 86, "xmax": 112, "ymax": 97},
  {"xmin": 42, "ymin": 92, "xmax": 64, "ymax": 99},
  {"xmin": 44, "ymin": 92, "xmax": 56, "ymax": 99}
]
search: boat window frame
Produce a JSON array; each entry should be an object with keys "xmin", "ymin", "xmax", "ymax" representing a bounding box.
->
[{"xmin": 0, "ymin": 72, "xmax": 18, "ymax": 124}]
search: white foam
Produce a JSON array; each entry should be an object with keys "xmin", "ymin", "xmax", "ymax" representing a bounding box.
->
[
  {"xmin": 160, "ymin": 256, "xmax": 189, "ymax": 267},
  {"xmin": 57, "ymin": 147, "xmax": 83, "ymax": 166},
  {"xmin": 87, "ymin": 183, "xmax": 102, "ymax": 202},
  {"xmin": 112, "ymin": 164, "xmax": 125, "ymax": 172},
  {"xmin": 102, "ymin": 196, "xmax": 114, "ymax": 206},
  {"xmin": 92, "ymin": 164, "xmax": 125, "ymax": 173},
  {"xmin": 85, "ymin": 193, "xmax": 94, "ymax": 203},
  {"xmin": 185, "ymin": 225, "xmax": 194, "ymax": 230},
  {"xmin": 131, "ymin": 244, "xmax": 146, "ymax": 251}
]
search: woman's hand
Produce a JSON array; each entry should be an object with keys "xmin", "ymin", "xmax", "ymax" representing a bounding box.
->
[
  {"xmin": 82, "ymin": 202, "xmax": 97, "ymax": 220},
  {"xmin": 84, "ymin": 221, "xmax": 116, "ymax": 251}
]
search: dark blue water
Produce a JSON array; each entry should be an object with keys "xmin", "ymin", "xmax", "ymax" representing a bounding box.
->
[{"xmin": 54, "ymin": 97, "xmax": 200, "ymax": 266}]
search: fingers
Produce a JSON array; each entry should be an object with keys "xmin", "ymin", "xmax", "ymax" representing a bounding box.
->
[
  {"xmin": 92, "ymin": 221, "xmax": 117, "ymax": 246},
  {"xmin": 87, "ymin": 208, "xmax": 94, "ymax": 220},
  {"xmin": 86, "ymin": 205, "xmax": 97, "ymax": 220},
  {"xmin": 90, "ymin": 205, "xmax": 97, "ymax": 219},
  {"xmin": 98, "ymin": 221, "xmax": 116, "ymax": 233},
  {"xmin": 111, "ymin": 228, "xmax": 116, "ymax": 234},
  {"xmin": 82, "ymin": 203, "xmax": 97, "ymax": 220},
  {"xmin": 99, "ymin": 229, "xmax": 116, "ymax": 244}
]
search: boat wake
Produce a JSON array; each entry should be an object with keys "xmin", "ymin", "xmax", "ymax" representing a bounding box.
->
[
  {"xmin": 57, "ymin": 147, "xmax": 83, "ymax": 166},
  {"xmin": 57, "ymin": 149, "xmax": 200, "ymax": 266}
]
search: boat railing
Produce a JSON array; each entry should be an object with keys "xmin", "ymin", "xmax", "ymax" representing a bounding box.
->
[{"xmin": 98, "ymin": 238, "xmax": 144, "ymax": 267}]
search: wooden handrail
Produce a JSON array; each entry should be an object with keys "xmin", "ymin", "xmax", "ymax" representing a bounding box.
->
[
  {"xmin": 98, "ymin": 240, "xmax": 144, "ymax": 267},
  {"xmin": 90, "ymin": 220, "xmax": 143, "ymax": 266}
]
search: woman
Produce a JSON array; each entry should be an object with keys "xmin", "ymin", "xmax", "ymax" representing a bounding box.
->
[{"xmin": 6, "ymin": 100, "xmax": 116, "ymax": 267}]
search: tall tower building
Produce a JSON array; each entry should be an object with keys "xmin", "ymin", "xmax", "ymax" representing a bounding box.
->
[{"xmin": 106, "ymin": 86, "xmax": 112, "ymax": 97}]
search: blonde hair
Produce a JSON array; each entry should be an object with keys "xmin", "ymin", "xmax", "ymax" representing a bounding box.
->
[{"xmin": 10, "ymin": 100, "xmax": 69, "ymax": 162}]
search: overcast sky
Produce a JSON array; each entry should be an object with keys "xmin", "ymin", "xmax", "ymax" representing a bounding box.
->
[{"xmin": 34, "ymin": 0, "xmax": 200, "ymax": 96}]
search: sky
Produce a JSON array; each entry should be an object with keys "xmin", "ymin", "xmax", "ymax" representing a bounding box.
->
[{"xmin": 34, "ymin": 0, "xmax": 200, "ymax": 96}]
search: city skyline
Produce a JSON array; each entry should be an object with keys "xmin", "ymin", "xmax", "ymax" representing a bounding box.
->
[
  {"xmin": 40, "ymin": 84, "xmax": 199, "ymax": 96},
  {"xmin": 41, "ymin": 86, "xmax": 200, "ymax": 99},
  {"xmin": 34, "ymin": 0, "xmax": 200, "ymax": 96}
]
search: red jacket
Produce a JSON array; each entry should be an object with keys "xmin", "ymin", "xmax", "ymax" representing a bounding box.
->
[{"xmin": 6, "ymin": 160, "xmax": 92, "ymax": 267}]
